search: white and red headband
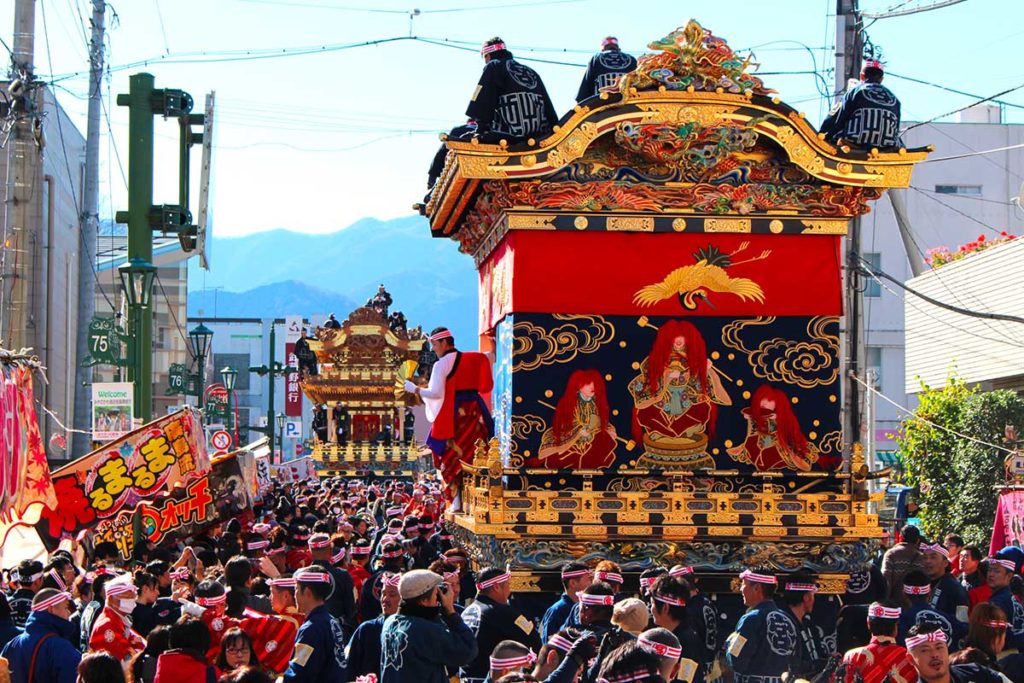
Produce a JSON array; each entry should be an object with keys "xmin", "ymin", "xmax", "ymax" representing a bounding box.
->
[
  {"xmin": 669, "ymin": 566, "xmax": 693, "ymax": 578},
  {"xmin": 922, "ymin": 544, "xmax": 950, "ymax": 561},
  {"xmin": 105, "ymin": 582, "xmax": 137, "ymax": 598},
  {"xmin": 268, "ymin": 578, "xmax": 296, "ymax": 588},
  {"xmin": 351, "ymin": 546, "xmax": 371, "ymax": 556},
  {"xmin": 601, "ymin": 37, "xmax": 619, "ymax": 48},
  {"xmin": 195, "ymin": 593, "xmax": 227, "ymax": 607},
  {"xmin": 867, "ymin": 602, "xmax": 901, "ymax": 619},
  {"xmin": 47, "ymin": 569, "xmax": 67, "ymax": 591},
  {"xmin": 296, "ymin": 572, "xmax": 333, "ymax": 585},
  {"xmin": 577, "ymin": 591, "xmax": 615, "ymax": 606},
  {"xmin": 562, "ymin": 568, "xmax": 590, "ymax": 580},
  {"xmin": 309, "ymin": 538, "xmax": 332, "ymax": 550},
  {"xmin": 784, "ymin": 582, "xmax": 818, "ymax": 592},
  {"xmin": 480, "ymin": 43, "xmax": 506, "ymax": 57},
  {"xmin": 990, "ymin": 558, "xmax": 1016, "ymax": 572},
  {"xmin": 739, "ymin": 570, "xmax": 776, "ymax": 585},
  {"xmin": 595, "ymin": 570, "xmax": 623, "ymax": 585},
  {"xmin": 548, "ymin": 634, "xmax": 575, "ymax": 653},
  {"xmin": 905, "ymin": 630, "xmax": 947, "ymax": 650},
  {"xmin": 477, "ymin": 571, "xmax": 511, "ymax": 591},
  {"xmin": 247, "ymin": 540, "xmax": 270, "ymax": 551},
  {"xmin": 383, "ymin": 573, "xmax": 402, "ymax": 587},
  {"xmin": 169, "ymin": 568, "xmax": 190, "ymax": 581},
  {"xmin": 652, "ymin": 592, "xmax": 686, "ymax": 607},
  {"xmin": 428, "ymin": 327, "xmax": 452, "ymax": 342},
  {"xmin": 490, "ymin": 650, "xmax": 536, "ymax": 670},
  {"xmin": 331, "ymin": 548, "xmax": 347, "ymax": 564},
  {"xmin": 903, "ymin": 584, "xmax": 931, "ymax": 595},
  {"xmin": 32, "ymin": 591, "xmax": 72, "ymax": 612},
  {"xmin": 638, "ymin": 636, "xmax": 681, "ymax": 660}
]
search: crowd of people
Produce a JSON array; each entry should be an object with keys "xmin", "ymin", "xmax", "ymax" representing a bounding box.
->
[{"xmin": 0, "ymin": 475, "xmax": 1017, "ymax": 683}]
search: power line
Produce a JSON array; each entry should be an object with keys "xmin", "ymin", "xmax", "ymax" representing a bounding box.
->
[
  {"xmin": 850, "ymin": 372, "xmax": 1016, "ymax": 456},
  {"xmin": 910, "ymin": 186, "xmax": 1012, "ymax": 205},
  {"xmin": 920, "ymin": 141, "xmax": 1024, "ymax": 165},
  {"xmin": 231, "ymin": 0, "xmax": 585, "ymax": 13},
  {"xmin": 152, "ymin": 0, "xmax": 171, "ymax": 55},
  {"xmin": 909, "ymin": 187, "xmax": 1005, "ymax": 235},
  {"xmin": 155, "ymin": 273, "xmax": 195, "ymax": 362},
  {"xmin": 887, "ymin": 70, "xmax": 1024, "ymax": 112},
  {"xmin": 856, "ymin": 253, "xmax": 1024, "ymax": 325},
  {"xmin": 861, "ymin": 0, "xmax": 966, "ymax": 19},
  {"xmin": 40, "ymin": 0, "xmax": 116, "ymax": 312},
  {"xmin": 906, "ymin": 79, "xmax": 1024, "ymax": 131}
]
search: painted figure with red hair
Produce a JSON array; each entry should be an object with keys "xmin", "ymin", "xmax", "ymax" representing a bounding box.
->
[
  {"xmin": 628, "ymin": 320, "xmax": 731, "ymax": 469},
  {"xmin": 535, "ymin": 369, "xmax": 617, "ymax": 469},
  {"xmin": 727, "ymin": 384, "xmax": 816, "ymax": 471}
]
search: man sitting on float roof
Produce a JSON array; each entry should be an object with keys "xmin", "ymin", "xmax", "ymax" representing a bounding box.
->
[
  {"xmin": 820, "ymin": 59, "xmax": 902, "ymax": 151},
  {"xmin": 466, "ymin": 37, "xmax": 558, "ymax": 145}
]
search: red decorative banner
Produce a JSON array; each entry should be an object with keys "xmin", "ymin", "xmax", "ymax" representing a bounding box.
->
[
  {"xmin": 479, "ymin": 231, "xmax": 843, "ymax": 331},
  {"xmin": 0, "ymin": 362, "xmax": 57, "ymax": 544},
  {"xmin": 37, "ymin": 408, "xmax": 209, "ymax": 550},
  {"xmin": 990, "ymin": 489, "xmax": 1024, "ymax": 556},
  {"xmin": 285, "ymin": 342, "xmax": 302, "ymax": 417}
]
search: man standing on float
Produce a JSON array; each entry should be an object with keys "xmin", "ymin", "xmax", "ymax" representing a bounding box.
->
[{"xmin": 405, "ymin": 327, "xmax": 494, "ymax": 511}]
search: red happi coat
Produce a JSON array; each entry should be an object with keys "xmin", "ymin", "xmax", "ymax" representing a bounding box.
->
[
  {"xmin": 842, "ymin": 636, "xmax": 918, "ymax": 683},
  {"xmin": 241, "ymin": 608, "xmax": 298, "ymax": 674},
  {"xmin": 89, "ymin": 607, "xmax": 146, "ymax": 664}
]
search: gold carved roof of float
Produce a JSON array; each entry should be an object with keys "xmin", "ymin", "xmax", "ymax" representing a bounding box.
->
[
  {"xmin": 300, "ymin": 305, "xmax": 425, "ymax": 407},
  {"xmin": 425, "ymin": 19, "xmax": 930, "ymax": 243}
]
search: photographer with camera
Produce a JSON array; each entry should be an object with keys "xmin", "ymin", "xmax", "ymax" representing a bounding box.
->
[{"xmin": 380, "ymin": 569, "xmax": 477, "ymax": 683}]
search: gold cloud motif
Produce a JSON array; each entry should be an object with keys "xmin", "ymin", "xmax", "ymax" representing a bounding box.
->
[
  {"xmin": 722, "ymin": 316, "xmax": 840, "ymax": 388},
  {"xmin": 513, "ymin": 314, "xmax": 616, "ymax": 372}
]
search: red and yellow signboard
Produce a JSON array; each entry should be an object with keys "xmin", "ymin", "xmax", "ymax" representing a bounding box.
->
[{"xmin": 37, "ymin": 408, "xmax": 208, "ymax": 549}]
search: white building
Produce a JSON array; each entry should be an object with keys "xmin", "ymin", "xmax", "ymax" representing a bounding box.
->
[
  {"xmin": 903, "ymin": 236, "xmax": 1024, "ymax": 393},
  {"xmin": 866, "ymin": 105, "xmax": 1024, "ymax": 459}
]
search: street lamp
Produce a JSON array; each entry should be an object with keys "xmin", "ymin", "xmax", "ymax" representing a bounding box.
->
[
  {"xmin": 276, "ymin": 412, "xmax": 286, "ymax": 462},
  {"xmin": 188, "ymin": 323, "xmax": 214, "ymax": 415},
  {"xmin": 118, "ymin": 257, "xmax": 157, "ymax": 308},
  {"xmin": 221, "ymin": 366, "xmax": 238, "ymax": 446},
  {"xmin": 119, "ymin": 257, "xmax": 157, "ymax": 421}
]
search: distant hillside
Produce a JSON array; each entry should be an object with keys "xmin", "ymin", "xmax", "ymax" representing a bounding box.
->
[
  {"xmin": 187, "ymin": 215, "xmax": 480, "ymax": 343},
  {"xmin": 188, "ymin": 280, "xmax": 358, "ymax": 319}
]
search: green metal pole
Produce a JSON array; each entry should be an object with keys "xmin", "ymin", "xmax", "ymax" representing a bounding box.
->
[
  {"xmin": 267, "ymin": 323, "xmax": 276, "ymax": 462},
  {"xmin": 117, "ymin": 73, "xmax": 155, "ymax": 422}
]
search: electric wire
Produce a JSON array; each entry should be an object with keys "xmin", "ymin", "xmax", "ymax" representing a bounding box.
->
[
  {"xmin": 855, "ymin": 254, "xmax": 1024, "ymax": 325},
  {"xmin": 906, "ymin": 79, "xmax": 1024, "ymax": 131},
  {"xmin": 909, "ymin": 186, "xmax": 1005, "ymax": 235},
  {"xmin": 155, "ymin": 273, "xmax": 196, "ymax": 362},
  {"xmin": 152, "ymin": 0, "xmax": 171, "ymax": 55},
  {"xmin": 920, "ymin": 141, "xmax": 1024, "ymax": 164},
  {"xmin": 887, "ymin": 71, "xmax": 1024, "ymax": 112},
  {"xmin": 40, "ymin": 0, "xmax": 116, "ymax": 312},
  {"xmin": 850, "ymin": 372, "xmax": 1016, "ymax": 456},
  {"xmin": 909, "ymin": 185, "xmax": 1012, "ymax": 206}
]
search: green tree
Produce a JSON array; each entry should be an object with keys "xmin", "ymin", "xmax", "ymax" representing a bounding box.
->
[{"xmin": 894, "ymin": 377, "xmax": 1024, "ymax": 546}]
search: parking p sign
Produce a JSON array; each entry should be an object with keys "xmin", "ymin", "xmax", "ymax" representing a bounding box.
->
[{"xmin": 285, "ymin": 420, "xmax": 302, "ymax": 439}]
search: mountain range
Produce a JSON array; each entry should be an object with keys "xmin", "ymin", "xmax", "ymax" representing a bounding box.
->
[{"xmin": 186, "ymin": 215, "xmax": 480, "ymax": 343}]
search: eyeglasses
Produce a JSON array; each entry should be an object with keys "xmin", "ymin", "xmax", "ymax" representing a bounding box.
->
[{"xmin": 226, "ymin": 647, "xmax": 250, "ymax": 655}]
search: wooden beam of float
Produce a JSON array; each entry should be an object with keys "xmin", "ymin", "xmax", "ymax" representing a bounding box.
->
[{"xmin": 422, "ymin": 19, "xmax": 927, "ymax": 593}]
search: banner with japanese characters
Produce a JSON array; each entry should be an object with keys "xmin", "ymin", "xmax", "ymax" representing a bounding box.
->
[
  {"xmin": 255, "ymin": 454, "xmax": 272, "ymax": 493},
  {"xmin": 37, "ymin": 408, "xmax": 209, "ymax": 551},
  {"xmin": 270, "ymin": 455, "xmax": 318, "ymax": 484},
  {"xmin": 87, "ymin": 447, "xmax": 256, "ymax": 560}
]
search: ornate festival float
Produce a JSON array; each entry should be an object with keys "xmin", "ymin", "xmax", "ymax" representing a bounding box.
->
[
  {"xmin": 423, "ymin": 21, "xmax": 929, "ymax": 594},
  {"xmin": 301, "ymin": 288, "xmax": 434, "ymax": 478}
]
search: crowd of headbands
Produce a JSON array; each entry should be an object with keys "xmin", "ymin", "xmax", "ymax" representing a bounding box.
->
[{"xmin": 0, "ymin": 481, "xmax": 1022, "ymax": 683}]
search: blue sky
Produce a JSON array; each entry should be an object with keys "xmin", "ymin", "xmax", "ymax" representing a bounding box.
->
[{"xmin": 5, "ymin": 0, "xmax": 1024, "ymax": 236}]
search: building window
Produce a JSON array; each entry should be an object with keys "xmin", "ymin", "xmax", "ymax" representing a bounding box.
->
[
  {"xmin": 934, "ymin": 184, "xmax": 982, "ymax": 196},
  {"xmin": 866, "ymin": 346, "xmax": 882, "ymax": 387},
  {"xmin": 864, "ymin": 252, "xmax": 881, "ymax": 298}
]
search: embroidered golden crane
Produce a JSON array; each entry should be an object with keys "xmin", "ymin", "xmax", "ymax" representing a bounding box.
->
[{"xmin": 632, "ymin": 242, "xmax": 771, "ymax": 310}]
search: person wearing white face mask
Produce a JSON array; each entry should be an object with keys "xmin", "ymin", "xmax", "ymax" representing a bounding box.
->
[{"xmin": 88, "ymin": 578, "xmax": 146, "ymax": 668}]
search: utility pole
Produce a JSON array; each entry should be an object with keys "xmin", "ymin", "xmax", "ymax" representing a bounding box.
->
[
  {"xmin": 115, "ymin": 74, "xmax": 201, "ymax": 422},
  {"xmin": 71, "ymin": 0, "xmax": 106, "ymax": 458},
  {"xmin": 836, "ymin": 0, "xmax": 866, "ymax": 464},
  {"xmin": 5, "ymin": 0, "xmax": 42, "ymax": 354},
  {"xmin": 249, "ymin": 321, "xmax": 295, "ymax": 464}
]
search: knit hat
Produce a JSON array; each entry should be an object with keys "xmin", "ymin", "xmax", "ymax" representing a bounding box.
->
[
  {"xmin": 612, "ymin": 598, "xmax": 650, "ymax": 635},
  {"xmin": 398, "ymin": 569, "xmax": 444, "ymax": 600}
]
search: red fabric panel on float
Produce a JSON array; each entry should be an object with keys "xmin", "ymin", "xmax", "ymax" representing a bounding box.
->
[{"xmin": 478, "ymin": 231, "xmax": 843, "ymax": 331}]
